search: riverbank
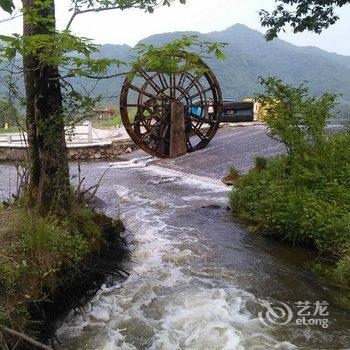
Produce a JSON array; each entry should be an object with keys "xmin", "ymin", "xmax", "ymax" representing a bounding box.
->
[
  {"xmin": 229, "ymin": 131, "xmax": 350, "ymax": 303},
  {"xmin": 0, "ymin": 205, "xmax": 126, "ymax": 348}
]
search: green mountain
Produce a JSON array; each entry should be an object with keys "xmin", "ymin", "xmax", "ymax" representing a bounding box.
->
[
  {"xmin": 2, "ymin": 24, "xmax": 350, "ymax": 119},
  {"xmin": 140, "ymin": 24, "xmax": 350, "ymax": 103},
  {"xmin": 94, "ymin": 24, "xmax": 350, "ymax": 119}
]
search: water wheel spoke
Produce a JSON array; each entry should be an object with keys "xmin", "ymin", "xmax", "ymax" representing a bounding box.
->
[
  {"xmin": 178, "ymin": 74, "xmax": 187, "ymax": 88},
  {"xmin": 141, "ymin": 128, "xmax": 158, "ymax": 142},
  {"xmin": 126, "ymin": 104, "xmax": 154, "ymax": 113},
  {"xmin": 158, "ymin": 73, "xmax": 169, "ymax": 90},
  {"xmin": 188, "ymin": 123, "xmax": 207, "ymax": 141},
  {"xmin": 178, "ymin": 74, "xmax": 204, "ymax": 100},
  {"xmin": 142, "ymin": 118, "xmax": 153, "ymax": 128},
  {"xmin": 169, "ymin": 74, "xmax": 177, "ymax": 99},
  {"xmin": 169, "ymin": 74, "xmax": 173, "ymax": 98},
  {"xmin": 154, "ymin": 108, "xmax": 170, "ymax": 123},
  {"xmin": 151, "ymin": 113, "xmax": 161, "ymax": 122},
  {"xmin": 188, "ymin": 114, "xmax": 216, "ymax": 125},
  {"xmin": 130, "ymin": 120, "xmax": 140, "ymax": 127},
  {"xmin": 188, "ymin": 86, "xmax": 212, "ymax": 100},
  {"xmin": 144, "ymin": 107, "xmax": 157, "ymax": 117},
  {"xmin": 129, "ymin": 84, "xmax": 157, "ymax": 100},
  {"xmin": 187, "ymin": 139, "xmax": 194, "ymax": 151},
  {"xmin": 141, "ymin": 118, "xmax": 166, "ymax": 138},
  {"xmin": 139, "ymin": 71, "xmax": 165, "ymax": 96}
]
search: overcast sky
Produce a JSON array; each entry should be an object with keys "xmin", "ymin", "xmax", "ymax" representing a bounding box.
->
[{"xmin": 1, "ymin": 0, "xmax": 350, "ymax": 55}]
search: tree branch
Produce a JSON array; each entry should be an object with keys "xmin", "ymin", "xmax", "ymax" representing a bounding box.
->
[
  {"xmin": 65, "ymin": 0, "xmax": 164, "ymax": 30},
  {"xmin": 0, "ymin": 10, "xmax": 22, "ymax": 24},
  {"xmin": 66, "ymin": 5, "xmax": 125, "ymax": 30},
  {"xmin": 0, "ymin": 326, "xmax": 53, "ymax": 350},
  {"xmin": 50, "ymin": 71, "xmax": 129, "ymax": 80}
]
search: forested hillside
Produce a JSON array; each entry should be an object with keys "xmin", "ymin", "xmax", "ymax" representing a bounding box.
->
[{"xmin": 2, "ymin": 24, "xmax": 350, "ymax": 119}]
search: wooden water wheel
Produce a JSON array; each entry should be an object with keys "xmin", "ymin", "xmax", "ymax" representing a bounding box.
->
[{"xmin": 120, "ymin": 53, "xmax": 222, "ymax": 158}]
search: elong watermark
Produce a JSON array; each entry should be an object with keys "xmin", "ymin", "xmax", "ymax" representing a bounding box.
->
[{"xmin": 258, "ymin": 300, "xmax": 330, "ymax": 329}]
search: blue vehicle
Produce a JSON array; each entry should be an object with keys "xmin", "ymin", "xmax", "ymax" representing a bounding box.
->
[{"xmin": 189, "ymin": 105, "xmax": 204, "ymax": 118}]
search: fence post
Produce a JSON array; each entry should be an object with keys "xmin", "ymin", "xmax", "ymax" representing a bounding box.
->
[
  {"xmin": 88, "ymin": 121, "xmax": 93, "ymax": 143},
  {"xmin": 7, "ymin": 135, "xmax": 12, "ymax": 144}
]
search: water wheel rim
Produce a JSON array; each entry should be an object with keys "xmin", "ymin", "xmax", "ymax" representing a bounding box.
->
[{"xmin": 120, "ymin": 53, "xmax": 222, "ymax": 158}]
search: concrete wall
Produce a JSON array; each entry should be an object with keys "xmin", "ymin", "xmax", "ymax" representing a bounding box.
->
[{"xmin": 0, "ymin": 139, "xmax": 138, "ymax": 163}]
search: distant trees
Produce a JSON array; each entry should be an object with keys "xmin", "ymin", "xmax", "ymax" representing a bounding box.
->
[
  {"xmin": 260, "ymin": 0, "xmax": 350, "ymax": 40},
  {"xmin": 338, "ymin": 103, "xmax": 350, "ymax": 120},
  {"xmin": 0, "ymin": 98, "xmax": 19, "ymax": 128}
]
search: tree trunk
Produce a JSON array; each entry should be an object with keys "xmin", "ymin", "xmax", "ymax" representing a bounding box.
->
[{"xmin": 22, "ymin": 0, "xmax": 71, "ymax": 215}]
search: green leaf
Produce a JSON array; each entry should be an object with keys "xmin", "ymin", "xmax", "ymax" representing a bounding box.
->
[
  {"xmin": 5, "ymin": 46, "xmax": 16, "ymax": 59},
  {"xmin": 215, "ymin": 49, "xmax": 226, "ymax": 60},
  {"xmin": 0, "ymin": 0, "xmax": 15, "ymax": 14},
  {"xmin": 0, "ymin": 34, "xmax": 15, "ymax": 42}
]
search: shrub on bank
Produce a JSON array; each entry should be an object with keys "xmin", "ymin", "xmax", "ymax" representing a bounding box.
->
[{"xmin": 230, "ymin": 78, "xmax": 350, "ymax": 292}]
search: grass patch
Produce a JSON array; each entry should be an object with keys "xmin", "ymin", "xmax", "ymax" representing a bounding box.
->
[
  {"xmin": 94, "ymin": 116, "xmax": 123, "ymax": 128},
  {"xmin": 254, "ymin": 156, "xmax": 268, "ymax": 172},
  {"xmin": 228, "ymin": 166, "xmax": 240, "ymax": 179},
  {"xmin": 0, "ymin": 204, "xmax": 125, "ymax": 346},
  {"xmin": 93, "ymin": 108, "xmax": 136, "ymax": 129},
  {"xmin": 222, "ymin": 166, "xmax": 241, "ymax": 186},
  {"xmin": 0, "ymin": 126, "xmax": 20, "ymax": 134}
]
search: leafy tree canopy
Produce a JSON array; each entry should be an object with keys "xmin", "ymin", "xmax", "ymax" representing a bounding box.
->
[
  {"xmin": 260, "ymin": 0, "xmax": 350, "ymax": 40},
  {"xmin": 0, "ymin": 0, "xmax": 186, "ymax": 15},
  {"xmin": 0, "ymin": 0, "xmax": 225, "ymax": 95},
  {"xmin": 257, "ymin": 77, "xmax": 337, "ymax": 154}
]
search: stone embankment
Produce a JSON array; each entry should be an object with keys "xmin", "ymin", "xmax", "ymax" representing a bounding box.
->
[
  {"xmin": 0, "ymin": 126, "xmax": 138, "ymax": 162},
  {"xmin": 0, "ymin": 139, "xmax": 137, "ymax": 162}
]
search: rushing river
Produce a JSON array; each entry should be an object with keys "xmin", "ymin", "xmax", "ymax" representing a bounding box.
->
[
  {"xmin": 54, "ymin": 157, "xmax": 349, "ymax": 349},
  {"xmin": 1, "ymin": 127, "xmax": 349, "ymax": 349}
]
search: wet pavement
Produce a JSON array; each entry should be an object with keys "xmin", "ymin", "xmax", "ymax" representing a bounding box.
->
[{"xmin": 128, "ymin": 125, "xmax": 285, "ymax": 178}]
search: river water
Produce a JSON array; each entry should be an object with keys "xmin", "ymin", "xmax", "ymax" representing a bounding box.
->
[
  {"xmin": 1, "ymin": 127, "xmax": 349, "ymax": 349},
  {"xmin": 56, "ymin": 157, "xmax": 349, "ymax": 350}
]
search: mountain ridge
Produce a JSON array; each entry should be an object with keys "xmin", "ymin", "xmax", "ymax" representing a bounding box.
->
[
  {"xmin": 1, "ymin": 24, "xmax": 349, "ymax": 119},
  {"xmin": 97, "ymin": 24, "xmax": 350, "ymax": 106}
]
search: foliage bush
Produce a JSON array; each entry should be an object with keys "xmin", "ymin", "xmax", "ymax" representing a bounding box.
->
[
  {"xmin": 229, "ymin": 165, "xmax": 241, "ymax": 179},
  {"xmin": 254, "ymin": 156, "xmax": 268, "ymax": 172},
  {"xmin": 230, "ymin": 78, "xmax": 350, "ymax": 291},
  {"xmin": 0, "ymin": 205, "xmax": 123, "ymax": 335},
  {"xmin": 0, "ymin": 209, "xmax": 101, "ymax": 295}
]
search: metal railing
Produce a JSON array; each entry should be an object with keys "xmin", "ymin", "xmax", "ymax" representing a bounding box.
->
[
  {"xmin": 66, "ymin": 126, "xmax": 94, "ymax": 143},
  {"xmin": 0, "ymin": 122, "xmax": 95, "ymax": 146},
  {"xmin": 0, "ymin": 134, "xmax": 27, "ymax": 145}
]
